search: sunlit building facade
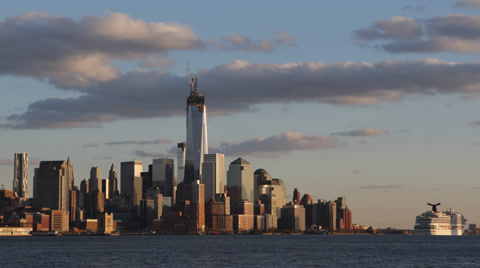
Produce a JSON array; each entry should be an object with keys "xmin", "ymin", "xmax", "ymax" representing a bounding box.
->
[
  {"xmin": 184, "ymin": 77, "xmax": 208, "ymax": 184},
  {"xmin": 13, "ymin": 152, "xmax": 28, "ymax": 200}
]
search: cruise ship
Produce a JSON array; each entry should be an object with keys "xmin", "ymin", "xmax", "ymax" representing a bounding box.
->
[{"xmin": 414, "ymin": 203, "xmax": 466, "ymax": 236}]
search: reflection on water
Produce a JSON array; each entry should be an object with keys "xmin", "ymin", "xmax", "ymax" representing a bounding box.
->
[{"xmin": 1, "ymin": 235, "xmax": 479, "ymax": 267}]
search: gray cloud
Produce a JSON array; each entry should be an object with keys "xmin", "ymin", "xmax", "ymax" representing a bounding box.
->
[
  {"xmin": 0, "ymin": 159, "xmax": 14, "ymax": 165},
  {"xmin": 105, "ymin": 139, "xmax": 172, "ymax": 146},
  {"xmin": 402, "ymin": 5, "xmax": 426, "ymax": 12},
  {"xmin": 0, "ymin": 157, "xmax": 41, "ymax": 165},
  {"xmin": 332, "ymin": 128, "xmax": 388, "ymax": 137},
  {"xmin": 133, "ymin": 150, "xmax": 170, "ymax": 158},
  {"xmin": 355, "ymin": 14, "xmax": 480, "ymax": 53},
  {"xmin": 0, "ymin": 12, "xmax": 204, "ymax": 88},
  {"xmin": 354, "ymin": 16, "xmax": 423, "ymax": 41},
  {"xmin": 467, "ymin": 120, "xmax": 480, "ymax": 126},
  {"xmin": 4, "ymin": 58, "xmax": 480, "ymax": 129},
  {"xmin": 212, "ymin": 131, "xmax": 344, "ymax": 158},
  {"xmin": 359, "ymin": 184, "xmax": 402, "ymax": 190},
  {"xmin": 212, "ymin": 31, "xmax": 295, "ymax": 52},
  {"xmin": 455, "ymin": 0, "xmax": 480, "ymax": 8},
  {"xmin": 82, "ymin": 143, "xmax": 99, "ymax": 148}
]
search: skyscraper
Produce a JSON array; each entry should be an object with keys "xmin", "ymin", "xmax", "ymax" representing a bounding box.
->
[
  {"xmin": 34, "ymin": 160, "xmax": 73, "ymax": 211},
  {"xmin": 152, "ymin": 158, "xmax": 174, "ymax": 197},
  {"xmin": 121, "ymin": 161, "xmax": 143, "ymax": 206},
  {"xmin": 227, "ymin": 157, "xmax": 254, "ymax": 204},
  {"xmin": 202, "ymin": 153, "xmax": 225, "ymax": 202},
  {"xmin": 184, "ymin": 77, "xmax": 208, "ymax": 184},
  {"xmin": 108, "ymin": 163, "xmax": 118, "ymax": 195},
  {"xmin": 177, "ymin": 142, "xmax": 186, "ymax": 183},
  {"xmin": 13, "ymin": 153, "xmax": 28, "ymax": 200}
]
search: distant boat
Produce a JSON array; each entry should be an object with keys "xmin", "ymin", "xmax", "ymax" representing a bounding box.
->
[{"xmin": 414, "ymin": 203, "xmax": 466, "ymax": 236}]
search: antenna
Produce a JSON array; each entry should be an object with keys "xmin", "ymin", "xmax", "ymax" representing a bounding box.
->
[{"xmin": 186, "ymin": 61, "xmax": 195, "ymax": 92}]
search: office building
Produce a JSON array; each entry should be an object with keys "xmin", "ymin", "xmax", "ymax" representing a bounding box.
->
[
  {"xmin": 278, "ymin": 203, "xmax": 306, "ymax": 232},
  {"xmin": 34, "ymin": 160, "xmax": 73, "ymax": 211},
  {"xmin": 202, "ymin": 153, "xmax": 225, "ymax": 202},
  {"xmin": 120, "ymin": 161, "xmax": 142, "ymax": 205},
  {"xmin": 184, "ymin": 77, "xmax": 208, "ymax": 184},
  {"xmin": 13, "ymin": 152, "xmax": 28, "ymax": 200},
  {"xmin": 88, "ymin": 167, "xmax": 102, "ymax": 193},
  {"xmin": 177, "ymin": 142, "xmax": 186, "ymax": 184},
  {"xmin": 227, "ymin": 157, "xmax": 254, "ymax": 205},
  {"xmin": 152, "ymin": 158, "xmax": 174, "ymax": 197}
]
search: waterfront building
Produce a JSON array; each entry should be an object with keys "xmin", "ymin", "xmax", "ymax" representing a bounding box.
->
[
  {"xmin": 97, "ymin": 212, "xmax": 115, "ymax": 234},
  {"xmin": 50, "ymin": 210, "xmax": 69, "ymax": 232},
  {"xmin": 256, "ymin": 169, "xmax": 286, "ymax": 219},
  {"xmin": 34, "ymin": 160, "xmax": 73, "ymax": 211},
  {"xmin": 227, "ymin": 158, "xmax": 254, "ymax": 206},
  {"xmin": 152, "ymin": 158, "xmax": 175, "ymax": 197},
  {"xmin": 184, "ymin": 77, "xmax": 208, "ymax": 184},
  {"xmin": 202, "ymin": 153, "xmax": 225, "ymax": 202},
  {"xmin": 120, "ymin": 161, "xmax": 143, "ymax": 206},
  {"xmin": 278, "ymin": 203, "xmax": 306, "ymax": 232},
  {"xmin": 13, "ymin": 152, "xmax": 28, "ymax": 201}
]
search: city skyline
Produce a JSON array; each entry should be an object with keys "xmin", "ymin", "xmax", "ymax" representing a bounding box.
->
[{"xmin": 2, "ymin": 1, "xmax": 480, "ymax": 229}]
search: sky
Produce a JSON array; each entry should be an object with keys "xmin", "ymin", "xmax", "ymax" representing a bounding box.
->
[{"xmin": 1, "ymin": 0, "xmax": 480, "ymax": 229}]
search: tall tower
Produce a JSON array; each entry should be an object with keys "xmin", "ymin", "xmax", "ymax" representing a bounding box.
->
[
  {"xmin": 184, "ymin": 77, "xmax": 208, "ymax": 184},
  {"xmin": 108, "ymin": 163, "xmax": 118, "ymax": 195},
  {"xmin": 227, "ymin": 157, "xmax": 254, "ymax": 204},
  {"xmin": 13, "ymin": 152, "xmax": 28, "ymax": 200},
  {"xmin": 202, "ymin": 153, "xmax": 225, "ymax": 202}
]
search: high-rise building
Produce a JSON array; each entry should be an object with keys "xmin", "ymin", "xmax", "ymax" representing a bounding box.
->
[
  {"xmin": 184, "ymin": 77, "xmax": 208, "ymax": 184},
  {"xmin": 88, "ymin": 167, "xmax": 102, "ymax": 193},
  {"xmin": 120, "ymin": 161, "xmax": 142, "ymax": 199},
  {"xmin": 34, "ymin": 160, "xmax": 73, "ymax": 211},
  {"xmin": 177, "ymin": 142, "xmax": 186, "ymax": 183},
  {"xmin": 152, "ymin": 158, "xmax": 175, "ymax": 197},
  {"xmin": 108, "ymin": 163, "xmax": 118, "ymax": 195},
  {"xmin": 202, "ymin": 153, "xmax": 225, "ymax": 202},
  {"xmin": 255, "ymin": 169, "xmax": 286, "ymax": 219},
  {"xmin": 227, "ymin": 157, "xmax": 254, "ymax": 204},
  {"xmin": 13, "ymin": 153, "xmax": 28, "ymax": 200}
]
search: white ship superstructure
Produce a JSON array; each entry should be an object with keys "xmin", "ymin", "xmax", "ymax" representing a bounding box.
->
[{"xmin": 414, "ymin": 203, "xmax": 466, "ymax": 236}]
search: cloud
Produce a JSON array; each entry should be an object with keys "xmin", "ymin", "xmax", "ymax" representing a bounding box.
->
[
  {"xmin": 0, "ymin": 159, "xmax": 14, "ymax": 165},
  {"xmin": 212, "ymin": 131, "xmax": 344, "ymax": 158},
  {"xmin": 402, "ymin": 5, "xmax": 426, "ymax": 12},
  {"xmin": 455, "ymin": 0, "xmax": 480, "ymax": 8},
  {"xmin": 133, "ymin": 150, "xmax": 170, "ymax": 158},
  {"xmin": 0, "ymin": 157, "xmax": 41, "ymax": 165},
  {"xmin": 359, "ymin": 184, "xmax": 402, "ymax": 190},
  {"xmin": 355, "ymin": 14, "xmax": 480, "ymax": 53},
  {"xmin": 332, "ymin": 128, "xmax": 388, "ymax": 137},
  {"xmin": 212, "ymin": 31, "xmax": 295, "ymax": 52},
  {"xmin": 467, "ymin": 120, "xmax": 480, "ymax": 126},
  {"xmin": 139, "ymin": 57, "xmax": 174, "ymax": 68},
  {"xmin": 0, "ymin": 12, "xmax": 204, "ymax": 88},
  {"xmin": 5, "ymin": 58, "xmax": 480, "ymax": 129},
  {"xmin": 354, "ymin": 16, "xmax": 423, "ymax": 41},
  {"xmin": 105, "ymin": 139, "xmax": 172, "ymax": 146},
  {"xmin": 82, "ymin": 143, "xmax": 99, "ymax": 148}
]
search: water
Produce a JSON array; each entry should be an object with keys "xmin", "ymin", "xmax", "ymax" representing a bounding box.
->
[{"xmin": 1, "ymin": 235, "xmax": 479, "ymax": 267}]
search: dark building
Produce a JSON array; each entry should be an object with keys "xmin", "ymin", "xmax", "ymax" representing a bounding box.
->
[{"xmin": 34, "ymin": 160, "xmax": 73, "ymax": 212}]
